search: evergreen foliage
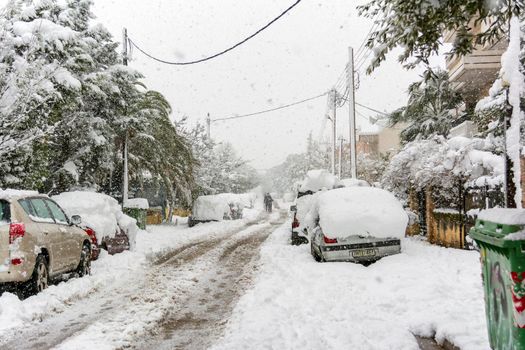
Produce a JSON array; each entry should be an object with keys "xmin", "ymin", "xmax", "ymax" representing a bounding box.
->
[
  {"xmin": 0, "ymin": 0, "xmax": 194, "ymax": 204},
  {"xmin": 387, "ymin": 69, "xmax": 463, "ymax": 142},
  {"xmin": 358, "ymin": 0, "xmax": 523, "ymax": 71}
]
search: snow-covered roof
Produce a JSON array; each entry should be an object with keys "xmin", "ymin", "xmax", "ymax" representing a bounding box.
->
[
  {"xmin": 52, "ymin": 191, "xmax": 138, "ymax": 245},
  {"xmin": 124, "ymin": 198, "xmax": 149, "ymax": 210},
  {"xmin": 478, "ymin": 208, "xmax": 525, "ymax": 226},
  {"xmin": 312, "ymin": 187, "xmax": 408, "ymax": 239},
  {"xmin": 191, "ymin": 193, "xmax": 246, "ymax": 221},
  {"xmin": 340, "ymin": 178, "xmax": 370, "ymax": 187},
  {"xmin": 0, "ymin": 189, "xmax": 40, "ymax": 201}
]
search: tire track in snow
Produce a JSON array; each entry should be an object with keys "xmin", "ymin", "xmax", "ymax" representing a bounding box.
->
[{"xmin": 0, "ymin": 215, "xmax": 276, "ymax": 350}]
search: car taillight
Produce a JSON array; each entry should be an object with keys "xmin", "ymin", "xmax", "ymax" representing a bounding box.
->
[
  {"xmin": 84, "ymin": 228, "xmax": 98, "ymax": 245},
  {"xmin": 323, "ymin": 235, "xmax": 337, "ymax": 244},
  {"xmin": 9, "ymin": 223, "xmax": 25, "ymax": 244},
  {"xmin": 292, "ymin": 216, "xmax": 300, "ymax": 229}
]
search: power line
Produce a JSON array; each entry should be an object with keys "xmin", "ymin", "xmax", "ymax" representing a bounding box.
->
[
  {"xmin": 128, "ymin": 0, "xmax": 303, "ymax": 66},
  {"xmin": 355, "ymin": 101, "xmax": 389, "ymax": 116},
  {"xmin": 212, "ymin": 92, "xmax": 328, "ymax": 122}
]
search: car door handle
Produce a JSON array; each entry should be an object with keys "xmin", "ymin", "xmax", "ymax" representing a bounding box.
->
[{"xmin": 43, "ymin": 231, "xmax": 49, "ymax": 235}]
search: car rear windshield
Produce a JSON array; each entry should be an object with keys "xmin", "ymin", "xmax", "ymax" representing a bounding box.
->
[{"xmin": 0, "ymin": 200, "xmax": 10, "ymax": 225}]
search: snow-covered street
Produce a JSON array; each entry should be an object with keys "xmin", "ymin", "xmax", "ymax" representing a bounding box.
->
[
  {"xmin": 0, "ymin": 210, "xmax": 489, "ymax": 350},
  {"xmin": 0, "ymin": 211, "xmax": 283, "ymax": 349}
]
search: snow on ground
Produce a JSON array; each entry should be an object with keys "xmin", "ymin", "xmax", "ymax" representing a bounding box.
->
[
  {"xmin": 0, "ymin": 214, "xmax": 260, "ymax": 336},
  {"xmin": 212, "ymin": 222, "xmax": 490, "ymax": 350}
]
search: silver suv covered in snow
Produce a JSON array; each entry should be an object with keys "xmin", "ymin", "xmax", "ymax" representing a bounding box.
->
[{"xmin": 0, "ymin": 191, "xmax": 91, "ymax": 295}]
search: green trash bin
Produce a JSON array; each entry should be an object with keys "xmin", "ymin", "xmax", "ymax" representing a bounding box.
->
[
  {"xmin": 123, "ymin": 198, "xmax": 149, "ymax": 230},
  {"xmin": 469, "ymin": 209, "xmax": 525, "ymax": 350}
]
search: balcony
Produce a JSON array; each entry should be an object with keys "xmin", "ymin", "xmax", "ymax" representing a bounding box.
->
[{"xmin": 446, "ymin": 48, "xmax": 505, "ymax": 103}]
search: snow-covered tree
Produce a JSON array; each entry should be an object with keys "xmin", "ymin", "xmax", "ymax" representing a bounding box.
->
[
  {"xmin": 387, "ymin": 69, "xmax": 463, "ymax": 142},
  {"xmin": 266, "ymin": 134, "xmax": 330, "ymax": 193},
  {"xmin": 358, "ymin": 0, "xmax": 522, "ymax": 71},
  {"xmin": 0, "ymin": 0, "xmax": 196, "ymax": 202},
  {"xmin": 182, "ymin": 123, "xmax": 259, "ymax": 197}
]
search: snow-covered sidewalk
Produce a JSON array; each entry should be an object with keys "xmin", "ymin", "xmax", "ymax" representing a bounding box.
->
[{"xmin": 212, "ymin": 222, "xmax": 490, "ymax": 350}]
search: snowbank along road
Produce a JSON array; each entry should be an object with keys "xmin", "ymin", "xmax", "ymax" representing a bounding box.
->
[{"xmin": 0, "ymin": 211, "xmax": 285, "ymax": 350}]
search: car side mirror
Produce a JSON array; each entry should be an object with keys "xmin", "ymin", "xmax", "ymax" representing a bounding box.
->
[
  {"xmin": 71, "ymin": 215, "xmax": 82, "ymax": 226},
  {"xmin": 290, "ymin": 205, "xmax": 297, "ymax": 212}
]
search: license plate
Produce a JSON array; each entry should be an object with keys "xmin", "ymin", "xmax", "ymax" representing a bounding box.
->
[{"xmin": 352, "ymin": 248, "xmax": 376, "ymax": 258}]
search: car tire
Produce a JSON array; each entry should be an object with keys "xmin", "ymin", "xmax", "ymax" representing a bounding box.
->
[
  {"xmin": 311, "ymin": 243, "xmax": 322, "ymax": 262},
  {"xmin": 27, "ymin": 255, "xmax": 49, "ymax": 295},
  {"xmin": 76, "ymin": 244, "xmax": 91, "ymax": 277}
]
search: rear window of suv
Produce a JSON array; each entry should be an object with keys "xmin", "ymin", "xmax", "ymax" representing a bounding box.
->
[{"xmin": 0, "ymin": 200, "xmax": 10, "ymax": 225}]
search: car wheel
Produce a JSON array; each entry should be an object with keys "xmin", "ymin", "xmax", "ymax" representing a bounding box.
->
[
  {"xmin": 311, "ymin": 242, "xmax": 321, "ymax": 262},
  {"xmin": 27, "ymin": 255, "xmax": 49, "ymax": 295},
  {"xmin": 76, "ymin": 244, "xmax": 91, "ymax": 277}
]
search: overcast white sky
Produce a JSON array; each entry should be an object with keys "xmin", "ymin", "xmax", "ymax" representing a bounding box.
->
[{"xmin": 16, "ymin": 1, "xmax": 446, "ymax": 169}]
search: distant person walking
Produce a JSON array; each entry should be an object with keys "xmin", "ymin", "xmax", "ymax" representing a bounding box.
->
[{"xmin": 264, "ymin": 193, "xmax": 273, "ymax": 213}]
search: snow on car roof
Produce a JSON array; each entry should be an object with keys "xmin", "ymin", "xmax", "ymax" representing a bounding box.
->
[
  {"xmin": 192, "ymin": 194, "xmax": 235, "ymax": 221},
  {"xmin": 0, "ymin": 189, "xmax": 40, "ymax": 201},
  {"xmin": 124, "ymin": 198, "xmax": 149, "ymax": 210},
  {"xmin": 340, "ymin": 178, "xmax": 370, "ymax": 187},
  {"xmin": 478, "ymin": 208, "xmax": 525, "ymax": 226},
  {"xmin": 312, "ymin": 187, "xmax": 408, "ymax": 239},
  {"xmin": 52, "ymin": 191, "xmax": 138, "ymax": 246},
  {"xmin": 299, "ymin": 169, "xmax": 340, "ymax": 193}
]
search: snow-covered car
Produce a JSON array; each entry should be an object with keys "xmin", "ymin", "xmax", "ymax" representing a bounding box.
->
[
  {"xmin": 308, "ymin": 187, "xmax": 408, "ymax": 263},
  {"xmin": 0, "ymin": 190, "xmax": 92, "ymax": 295},
  {"xmin": 188, "ymin": 193, "xmax": 245, "ymax": 227},
  {"xmin": 52, "ymin": 191, "xmax": 138, "ymax": 260},
  {"xmin": 340, "ymin": 178, "xmax": 370, "ymax": 187},
  {"xmin": 290, "ymin": 170, "xmax": 342, "ymax": 245}
]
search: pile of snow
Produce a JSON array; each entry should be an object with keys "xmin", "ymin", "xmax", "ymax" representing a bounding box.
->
[
  {"xmin": 52, "ymin": 191, "xmax": 138, "ymax": 249},
  {"xmin": 340, "ymin": 178, "xmax": 370, "ymax": 187},
  {"xmin": 211, "ymin": 224, "xmax": 489, "ymax": 350},
  {"xmin": 0, "ymin": 188, "xmax": 39, "ymax": 200},
  {"xmin": 124, "ymin": 198, "xmax": 149, "ymax": 210},
  {"xmin": 310, "ymin": 187, "xmax": 408, "ymax": 239},
  {"xmin": 478, "ymin": 208, "xmax": 525, "ymax": 226},
  {"xmin": 299, "ymin": 169, "xmax": 341, "ymax": 193}
]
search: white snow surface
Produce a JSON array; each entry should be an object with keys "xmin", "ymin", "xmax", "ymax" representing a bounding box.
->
[
  {"xmin": 124, "ymin": 197, "xmax": 149, "ymax": 210},
  {"xmin": 0, "ymin": 188, "xmax": 39, "ymax": 200},
  {"xmin": 52, "ymin": 191, "xmax": 138, "ymax": 248},
  {"xmin": 191, "ymin": 193, "xmax": 249, "ymax": 221},
  {"xmin": 310, "ymin": 187, "xmax": 408, "ymax": 239},
  {"xmin": 0, "ymin": 214, "xmax": 262, "ymax": 347},
  {"xmin": 299, "ymin": 169, "xmax": 340, "ymax": 193},
  {"xmin": 340, "ymin": 178, "xmax": 370, "ymax": 187},
  {"xmin": 502, "ymin": 16, "xmax": 524, "ymax": 208},
  {"xmin": 478, "ymin": 208, "xmax": 525, "ymax": 226},
  {"xmin": 212, "ymin": 223, "xmax": 489, "ymax": 350}
]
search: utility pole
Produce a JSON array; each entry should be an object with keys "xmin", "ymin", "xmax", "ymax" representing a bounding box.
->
[
  {"xmin": 206, "ymin": 113, "xmax": 211, "ymax": 140},
  {"xmin": 122, "ymin": 28, "xmax": 129, "ymax": 205},
  {"xmin": 331, "ymin": 89, "xmax": 337, "ymax": 175},
  {"xmin": 338, "ymin": 136, "xmax": 344, "ymax": 178},
  {"xmin": 347, "ymin": 47, "xmax": 357, "ymax": 179}
]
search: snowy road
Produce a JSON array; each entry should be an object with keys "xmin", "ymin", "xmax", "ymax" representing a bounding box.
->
[{"xmin": 0, "ymin": 211, "xmax": 284, "ymax": 350}]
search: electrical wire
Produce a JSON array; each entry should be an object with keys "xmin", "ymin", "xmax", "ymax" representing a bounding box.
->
[
  {"xmin": 128, "ymin": 0, "xmax": 302, "ymax": 66},
  {"xmin": 212, "ymin": 92, "xmax": 328, "ymax": 122},
  {"xmin": 355, "ymin": 101, "xmax": 388, "ymax": 116}
]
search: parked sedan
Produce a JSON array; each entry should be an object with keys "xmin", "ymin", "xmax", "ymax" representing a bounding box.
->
[
  {"xmin": 309, "ymin": 187, "xmax": 407, "ymax": 264},
  {"xmin": 0, "ymin": 190, "xmax": 91, "ymax": 295}
]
